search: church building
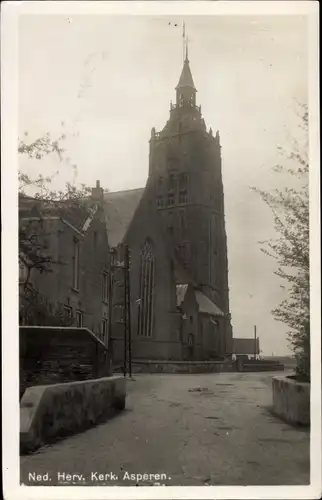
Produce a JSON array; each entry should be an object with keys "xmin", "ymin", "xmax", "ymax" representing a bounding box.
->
[{"xmin": 105, "ymin": 48, "xmax": 233, "ymax": 363}]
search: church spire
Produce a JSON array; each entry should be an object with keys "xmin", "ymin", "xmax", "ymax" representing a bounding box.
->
[
  {"xmin": 176, "ymin": 58, "xmax": 196, "ymax": 91},
  {"xmin": 177, "ymin": 24, "xmax": 196, "ymax": 92},
  {"xmin": 175, "ymin": 30, "xmax": 197, "ymax": 108}
]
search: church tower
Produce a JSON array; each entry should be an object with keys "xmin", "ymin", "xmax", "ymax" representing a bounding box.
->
[{"xmin": 148, "ymin": 46, "xmax": 232, "ymax": 354}]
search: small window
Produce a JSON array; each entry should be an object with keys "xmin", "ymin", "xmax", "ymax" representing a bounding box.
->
[
  {"xmin": 102, "ymin": 318, "xmax": 108, "ymax": 337},
  {"xmin": 114, "ymin": 305, "xmax": 124, "ymax": 323},
  {"xmin": 168, "ymin": 225, "xmax": 174, "ymax": 236},
  {"xmin": 64, "ymin": 305, "xmax": 73, "ymax": 323},
  {"xmin": 102, "ymin": 272, "xmax": 109, "ymax": 303},
  {"xmin": 72, "ymin": 238, "xmax": 80, "ymax": 290},
  {"xmin": 76, "ymin": 310, "xmax": 83, "ymax": 327},
  {"xmin": 190, "ymin": 316, "xmax": 193, "ymax": 324}
]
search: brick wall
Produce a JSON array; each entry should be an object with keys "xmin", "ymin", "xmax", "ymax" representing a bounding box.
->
[
  {"xmin": 20, "ymin": 211, "xmax": 110, "ymax": 344},
  {"xmin": 120, "ymin": 196, "xmax": 181, "ymax": 361},
  {"xmin": 20, "ymin": 326, "xmax": 112, "ymax": 399}
]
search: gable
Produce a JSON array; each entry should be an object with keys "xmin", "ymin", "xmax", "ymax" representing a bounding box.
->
[{"xmin": 103, "ymin": 188, "xmax": 144, "ymax": 247}]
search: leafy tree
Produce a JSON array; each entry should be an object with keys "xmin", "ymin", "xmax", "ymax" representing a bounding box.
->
[
  {"xmin": 18, "ymin": 131, "xmax": 66, "ymax": 161},
  {"xmin": 19, "ymin": 289, "xmax": 75, "ymax": 327},
  {"xmin": 253, "ymin": 103, "xmax": 309, "ymax": 381}
]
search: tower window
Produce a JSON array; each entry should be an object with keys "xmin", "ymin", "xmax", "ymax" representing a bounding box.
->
[
  {"xmin": 179, "ymin": 191, "xmax": 187, "ymax": 205},
  {"xmin": 179, "ymin": 173, "xmax": 188, "ymax": 190},
  {"xmin": 167, "ymin": 194, "xmax": 174, "ymax": 207},
  {"xmin": 168, "ymin": 173, "xmax": 176, "ymax": 191},
  {"xmin": 157, "ymin": 196, "xmax": 163, "ymax": 208}
]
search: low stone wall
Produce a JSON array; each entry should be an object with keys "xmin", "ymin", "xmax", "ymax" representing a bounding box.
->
[
  {"xmin": 236, "ymin": 359, "xmax": 285, "ymax": 372},
  {"xmin": 130, "ymin": 360, "xmax": 233, "ymax": 374},
  {"xmin": 272, "ymin": 375, "xmax": 310, "ymax": 426},
  {"xmin": 115, "ymin": 359, "xmax": 283, "ymax": 374},
  {"xmin": 20, "ymin": 376, "xmax": 126, "ymax": 454}
]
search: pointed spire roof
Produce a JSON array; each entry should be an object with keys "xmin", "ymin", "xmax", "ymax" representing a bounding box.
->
[{"xmin": 176, "ymin": 57, "xmax": 196, "ymax": 91}]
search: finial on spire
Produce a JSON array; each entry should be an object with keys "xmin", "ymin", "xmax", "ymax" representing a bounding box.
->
[
  {"xmin": 182, "ymin": 21, "xmax": 185, "ymax": 63},
  {"xmin": 185, "ymin": 36, "xmax": 189, "ymax": 61},
  {"xmin": 182, "ymin": 21, "xmax": 189, "ymax": 62}
]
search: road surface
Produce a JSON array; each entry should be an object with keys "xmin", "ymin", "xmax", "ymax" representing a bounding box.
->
[{"xmin": 20, "ymin": 371, "xmax": 309, "ymax": 486}]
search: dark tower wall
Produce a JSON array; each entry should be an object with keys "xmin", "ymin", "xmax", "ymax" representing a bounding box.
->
[{"xmin": 148, "ymin": 56, "xmax": 233, "ymax": 356}]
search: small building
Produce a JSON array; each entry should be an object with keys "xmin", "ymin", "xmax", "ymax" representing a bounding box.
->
[
  {"xmin": 19, "ymin": 182, "xmax": 111, "ymax": 347},
  {"xmin": 232, "ymin": 337, "xmax": 260, "ymax": 360}
]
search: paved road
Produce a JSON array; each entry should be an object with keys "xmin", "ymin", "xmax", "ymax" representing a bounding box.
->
[{"xmin": 20, "ymin": 372, "xmax": 309, "ymax": 486}]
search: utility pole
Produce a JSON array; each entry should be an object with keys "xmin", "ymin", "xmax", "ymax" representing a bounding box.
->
[
  {"xmin": 109, "ymin": 247, "xmax": 129, "ymax": 376},
  {"xmin": 108, "ymin": 249, "xmax": 115, "ymax": 360},
  {"xmin": 123, "ymin": 248, "xmax": 127, "ymax": 377},
  {"xmin": 254, "ymin": 325, "xmax": 257, "ymax": 360},
  {"xmin": 123, "ymin": 244, "xmax": 132, "ymax": 378},
  {"xmin": 124, "ymin": 244, "xmax": 132, "ymax": 378}
]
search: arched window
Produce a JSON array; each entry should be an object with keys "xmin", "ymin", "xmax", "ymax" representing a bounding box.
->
[{"xmin": 138, "ymin": 240, "xmax": 155, "ymax": 337}]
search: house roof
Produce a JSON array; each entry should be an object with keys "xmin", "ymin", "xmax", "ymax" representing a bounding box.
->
[
  {"xmin": 195, "ymin": 290, "xmax": 225, "ymax": 317},
  {"xmin": 19, "ymin": 194, "xmax": 101, "ymax": 235},
  {"xmin": 103, "ymin": 188, "xmax": 144, "ymax": 247},
  {"xmin": 176, "ymin": 285, "xmax": 225, "ymax": 318}
]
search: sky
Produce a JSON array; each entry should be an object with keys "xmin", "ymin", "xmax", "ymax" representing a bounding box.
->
[{"xmin": 18, "ymin": 13, "xmax": 308, "ymax": 356}]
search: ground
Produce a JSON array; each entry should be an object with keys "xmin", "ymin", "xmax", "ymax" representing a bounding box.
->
[{"xmin": 20, "ymin": 371, "xmax": 309, "ymax": 486}]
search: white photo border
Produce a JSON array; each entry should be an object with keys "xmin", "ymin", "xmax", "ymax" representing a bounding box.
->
[{"xmin": 1, "ymin": 1, "xmax": 320, "ymax": 499}]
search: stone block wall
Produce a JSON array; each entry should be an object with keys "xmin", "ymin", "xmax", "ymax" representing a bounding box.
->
[
  {"xmin": 272, "ymin": 375, "xmax": 310, "ymax": 426},
  {"xmin": 129, "ymin": 360, "xmax": 233, "ymax": 374},
  {"xmin": 20, "ymin": 376, "xmax": 126, "ymax": 454},
  {"xmin": 235, "ymin": 359, "xmax": 285, "ymax": 372}
]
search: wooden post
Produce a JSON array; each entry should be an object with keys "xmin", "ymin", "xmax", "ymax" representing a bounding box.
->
[
  {"xmin": 254, "ymin": 325, "xmax": 257, "ymax": 360},
  {"xmin": 124, "ymin": 245, "xmax": 132, "ymax": 378},
  {"xmin": 108, "ymin": 250, "xmax": 114, "ymax": 353},
  {"xmin": 123, "ymin": 246, "xmax": 127, "ymax": 377}
]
